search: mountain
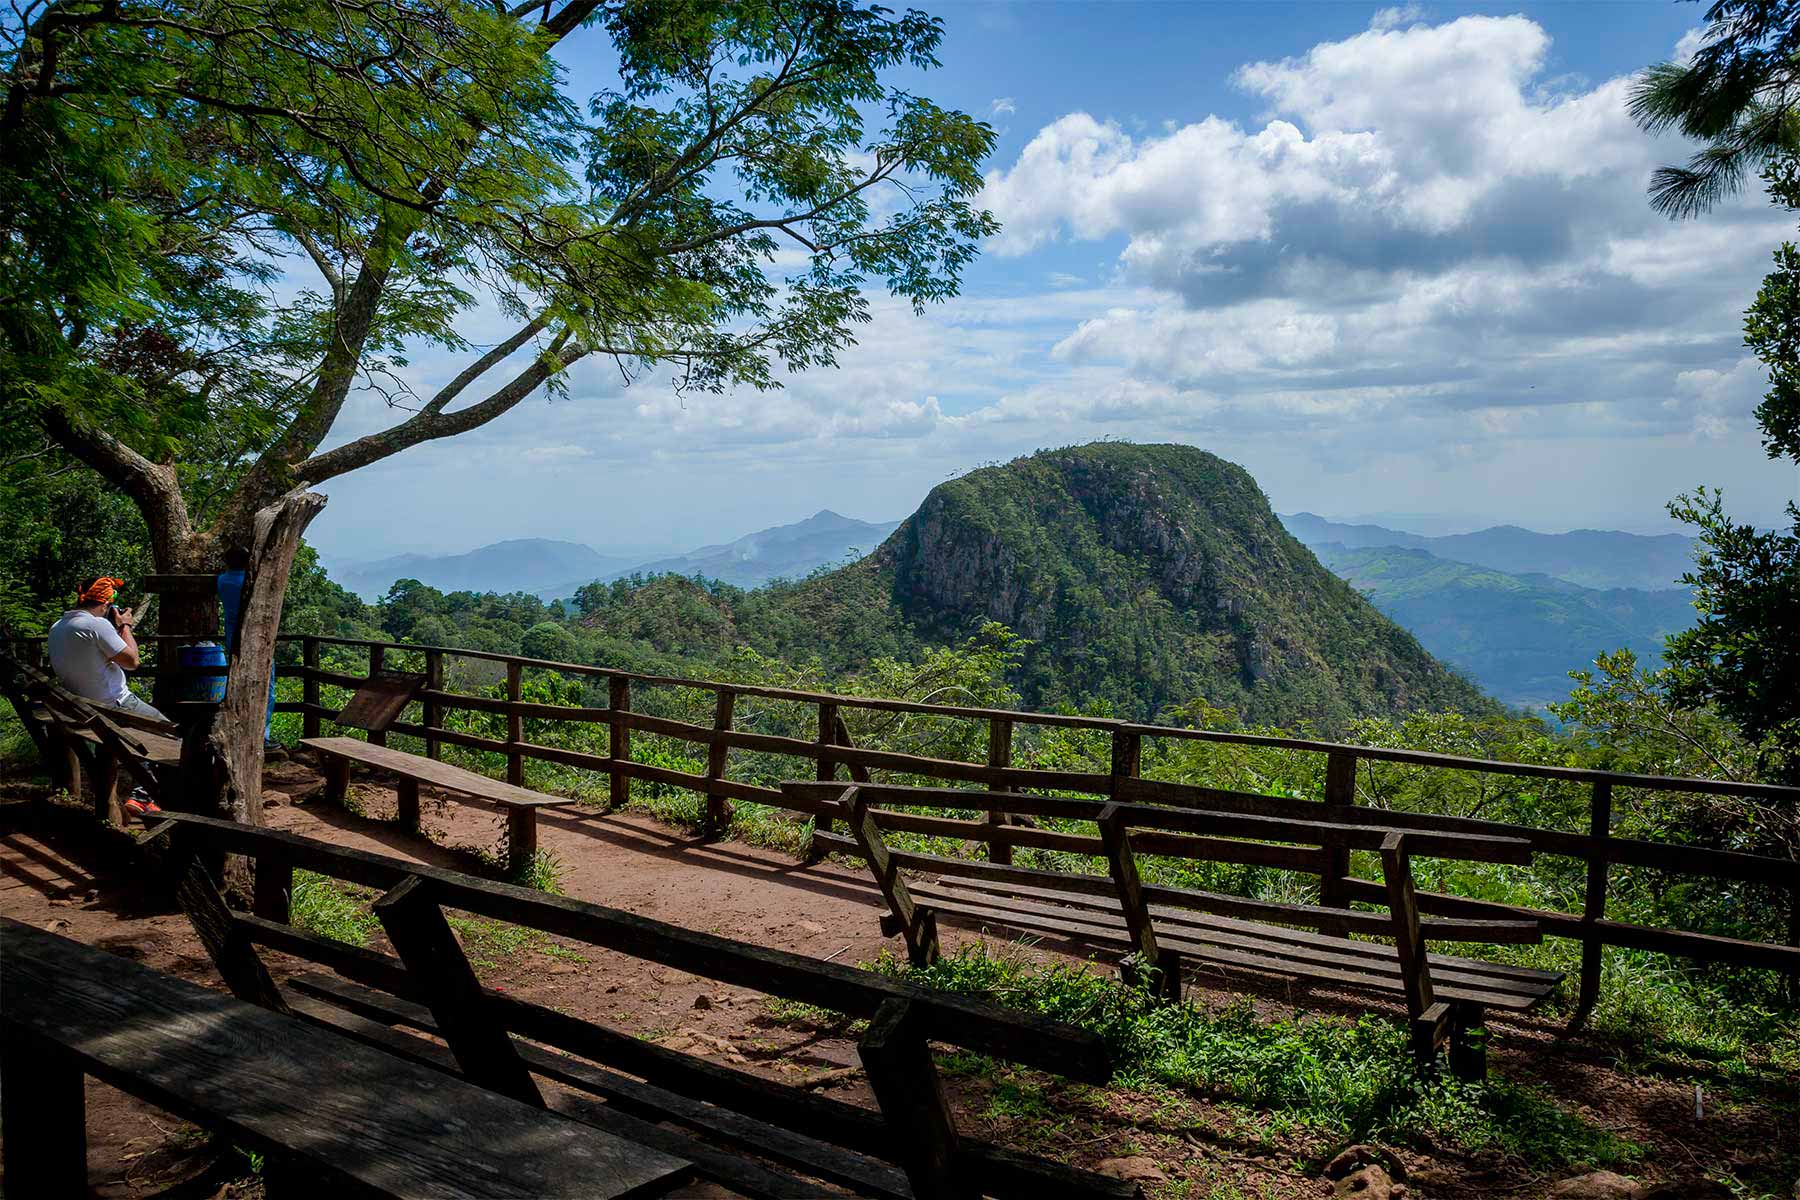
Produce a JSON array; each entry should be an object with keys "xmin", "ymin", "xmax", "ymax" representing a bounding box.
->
[
  {"xmin": 550, "ymin": 510, "xmax": 900, "ymax": 596},
  {"xmin": 579, "ymin": 443, "xmax": 1495, "ymax": 729},
  {"xmin": 1311, "ymin": 544, "xmax": 1697, "ymax": 710},
  {"xmin": 339, "ymin": 539, "xmax": 639, "ymax": 601},
  {"xmin": 1280, "ymin": 513, "xmax": 1696, "ymax": 591}
]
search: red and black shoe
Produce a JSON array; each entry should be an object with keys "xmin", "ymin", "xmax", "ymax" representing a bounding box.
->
[{"xmin": 122, "ymin": 790, "xmax": 163, "ymax": 821}]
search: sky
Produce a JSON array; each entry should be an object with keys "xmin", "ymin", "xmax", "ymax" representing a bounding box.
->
[{"xmin": 307, "ymin": 0, "xmax": 1800, "ymax": 564}]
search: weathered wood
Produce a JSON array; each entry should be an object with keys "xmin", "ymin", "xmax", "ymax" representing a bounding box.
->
[
  {"xmin": 373, "ymin": 875, "xmax": 543, "ymax": 1106},
  {"xmin": 506, "ymin": 806, "xmax": 538, "ymax": 876},
  {"xmin": 505, "ymin": 661, "xmax": 525, "ymax": 786},
  {"xmin": 986, "ymin": 717, "xmax": 1016, "ymax": 865},
  {"xmin": 1318, "ymin": 749, "xmax": 1357, "ymax": 927},
  {"xmin": 254, "ymin": 852, "xmax": 293, "ymax": 923},
  {"xmin": 320, "ymin": 752, "xmax": 351, "ymax": 805},
  {"xmin": 831, "ymin": 712, "xmax": 873, "ymax": 784},
  {"xmin": 859, "ymin": 999, "xmax": 972, "ymax": 1200},
  {"xmin": 608, "ymin": 676, "xmax": 631, "ymax": 810},
  {"xmin": 1379, "ymin": 833, "xmax": 1436, "ymax": 1069},
  {"xmin": 334, "ymin": 672, "xmax": 425, "ymax": 734},
  {"xmin": 301, "ymin": 737, "xmax": 572, "ymax": 809},
  {"xmin": 847, "ymin": 786, "xmax": 940, "ymax": 966},
  {"xmin": 814, "ymin": 700, "xmax": 838, "ymax": 839},
  {"xmin": 423, "ymin": 649, "xmax": 444, "ymax": 761},
  {"xmin": 704, "ymin": 689, "xmax": 736, "ymax": 840},
  {"xmin": 0, "ymin": 1024, "xmax": 87, "ymax": 1197},
  {"xmin": 301, "ymin": 636, "xmax": 320, "ymax": 739},
  {"xmin": 93, "ymin": 744, "xmax": 126, "ymax": 828},
  {"xmin": 148, "ymin": 823, "xmax": 291, "ymax": 1013},
  {"xmin": 164, "ymin": 813, "xmax": 1114, "ymax": 1082},
  {"xmin": 1098, "ymin": 804, "xmax": 1177, "ymax": 1000},
  {"xmin": 1573, "ymin": 781, "xmax": 1612, "ymax": 1029},
  {"xmin": 1, "ymin": 918, "xmax": 692, "ymax": 1199},
  {"xmin": 365, "ymin": 643, "xmax": 386, "ymax": 747},
  {"xmin": 395, "ymin": 777, "xmax": 421, "ymax": 833}
]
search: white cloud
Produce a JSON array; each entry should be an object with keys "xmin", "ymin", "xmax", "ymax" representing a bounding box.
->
[{"xmin": 990, "ymin": 97, "xmax": 1017, "ymax": 117}]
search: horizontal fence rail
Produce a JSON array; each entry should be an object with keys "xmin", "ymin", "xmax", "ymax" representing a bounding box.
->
[{"xmin": 6, "ymin": 632, "xmax": 1798, "ymax": 1019}]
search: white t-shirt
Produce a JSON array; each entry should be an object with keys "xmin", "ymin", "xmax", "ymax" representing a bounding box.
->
[{"xmin": 47, "ymin": 609, "xmax": 130, "ymax": 704}]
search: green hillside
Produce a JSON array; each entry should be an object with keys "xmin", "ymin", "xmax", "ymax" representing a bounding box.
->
[
  {"xmin": 577, "ymin": 443, "xmax": 1494, "ymax": 729},
  {"xmin": 1311, "ymin": 544, "xmax": 1697, "ymax": 710}
]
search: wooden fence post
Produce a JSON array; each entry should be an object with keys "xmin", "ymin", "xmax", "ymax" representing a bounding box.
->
[
  {"xmin": 253, "ymin": 850, "xmax": 293, "ymax": 924},
  {"xmin": 505, "ymin": 661, "xmax": 524, "ymax": 787},
  {"xmin": 858, "ymin": 999, "xmax": 973, "ymax": 1200},
  {"xmin": 1108, "ymin": 728, "xmax": 1141, "ymax": 801},
  {"xmin": 814, "ymin": 701, "xmax": 838, "ymax": 838},
  {"xmin": 1318, "ymin": 748, "xmax": 1357, "ymax": 929},
  {"xmin": 147, "ymin": 824, "xmax": 290, "ymax": 1013},
  {"xmin": 373, "ymin": 875, "xmax": 543, "ymax": 1106},
  {"xmin": 1572, "ymin": 781, "xmax": 1613, "ymax": 1028},
  {"xmin": 366, "ymin": 644, "xmax": 386, "ymax": 747},
  {"xmin": 301, "ymin": 636, "xmax": 320, "ymax": 739},
  {"xmin": 422, "ymin": 649, "xmax": 443, "ymax": 761},
  {"xmin": 985, "ymin": 717, "xmax": 1015, "ymax": 865},
  {"xmin": 1099, "ymin": 804, "xmax": 1179, "ymax": 1000},
  {"xmin": 607, "ymin": 676, "xmax": 631, "ymax": 811},
  {"xmin": 704, "ymin": 689, "xmax": 736, "ymax": 839}
]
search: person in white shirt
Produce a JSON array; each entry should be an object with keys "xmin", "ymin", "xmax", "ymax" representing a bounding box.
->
[{"xmin": 46, "ymin": 576, "xmax": 168, "ymax": 723}]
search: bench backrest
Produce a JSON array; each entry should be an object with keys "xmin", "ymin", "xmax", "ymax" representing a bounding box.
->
[{"xmin": 149, "ymin": 812, "xmax": 1132, "ymax": 1200}]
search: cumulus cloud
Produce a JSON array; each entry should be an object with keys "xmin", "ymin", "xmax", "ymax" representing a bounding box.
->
[{"xmin": 972, "ymin": 14, "xmax": 1787, "ymax": 455}]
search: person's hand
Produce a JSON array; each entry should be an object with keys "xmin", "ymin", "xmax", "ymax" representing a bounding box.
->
[{"xmin": 112, "ymin": 607, "xmax": 134, "ymax": 629}]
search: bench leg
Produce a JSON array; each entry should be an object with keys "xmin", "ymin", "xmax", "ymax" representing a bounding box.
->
[
  {"xmin": 1448, "ymin": 1003, "xmax": 1488, "ymax": 1081},
  {"xmin": 506, "ymin": 807, "xmax": 537, "ymax": 877},
  {"xmin": 93, "ymin": 747, "xmax": 125, "ymax": 829},
  {"xmin": 1412, "ymin": 1001, "xmax": 1451, "ymax": 1074},
  {"xmin": 254, "ymin": 855, "xmax": 293, "ymax": 923},
  {"xmin": 48, "ymin": 728, "xmax": 83, "ymax": 799},
  {"xmin": 395, "ymin": 778, "xmax": 421, "ymax": 833},
  {"xmin": 321, "ymin": 756, "xmax": 350, "ymax": 806},
  {"xmin": 1, "ymin": 1027, "xmax": 87, "ymax": 1195},
  {"xmin": 859, "ymin": 999, "xmax": 975, "ymax": 1200}
]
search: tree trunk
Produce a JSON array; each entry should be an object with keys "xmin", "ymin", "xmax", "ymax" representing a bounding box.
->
[{"xmin": 206, "ymin": 489, "xmax": 325, "ymax": 826}]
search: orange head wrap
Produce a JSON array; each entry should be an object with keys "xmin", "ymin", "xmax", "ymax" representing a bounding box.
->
[{"xmin": 79, "ymin": 577, "xmax": 124, "ymax": 605}]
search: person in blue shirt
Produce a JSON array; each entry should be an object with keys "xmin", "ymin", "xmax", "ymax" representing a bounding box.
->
[{"xmin": 217, "ymin": 546, "xmax": 279, "ymax": 751}]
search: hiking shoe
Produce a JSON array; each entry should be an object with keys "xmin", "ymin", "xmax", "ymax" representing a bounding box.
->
[{"xmin": 122, "ymin": 791, "xmax": 163, "ymax": 821}]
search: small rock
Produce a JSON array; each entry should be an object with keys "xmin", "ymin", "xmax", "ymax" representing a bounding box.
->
[
  {"xmin": 796, "ymin": 920, "xmax": 827, "ymax": 936},
  {"xmin": 693, "ymin": 994, "xmax": 714, "ymax": 1010},
  {"xmin": 1095, "ymin": 1157, "xmax": 1167, "ymax": 1184},
  {"xmin": 42, "ymin": 919, "xmax": 70, "ymax": 933},
  {"xmin": 1327, "ymin": 1145, "xmax": 1404, "ymax": 1181},
  {"xmin": 48, "ymin": 898, "xmax": 74, "ymax": 908},
  {"xmin": 1336, "ymin": 1166, "xmax": 1396, "ymax": 1200},
  {"xmin": 1550, "ymin": 1172, "xmax": 1643, "ymax": 1200}
]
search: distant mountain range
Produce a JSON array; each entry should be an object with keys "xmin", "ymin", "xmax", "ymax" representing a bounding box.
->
[
  {"xmin": 1307, "ymin": 544, "xmax": 1696, "ymax": 710},
  {"xmin": 336, "ymin": 511, "xmax": 900, "ymax": 601},
  {"xmin": 1278, "ymin": 513, "xmax": 1696, "ymax": 591},
  {"xmin": 336, "ymin": 539, "xmax": 640, "ymax": 602},
  {"xmin": 582, "ymin": 510, "xmax": 900, "ymax": 595}
]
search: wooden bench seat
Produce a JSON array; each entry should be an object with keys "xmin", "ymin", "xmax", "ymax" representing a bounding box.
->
[
  {"xmin": 793, "ymin": 780, "xmax": 1565, "ymax": 1079},
  {"xmin": 0, "ymin": 917, "xmax": 693, "ymax": 1199},
  {"xmin": 911, "ymin": 878, "xmax": 1560, "ymax": 1012},
  {"xmin": 151, "ymin": 812, "xmax": 1142, "ymax": 1200},
  {"xmin": 302, "ymin": 736, "xmax": 574, "ymax": 874},
  {"xmin": 4, "ymin": 652, "xmax": 182, "ymax": 827}
]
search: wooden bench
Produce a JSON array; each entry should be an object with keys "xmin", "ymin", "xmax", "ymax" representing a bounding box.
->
[
  {"xmin": 0, "ymin": 917, "xmax": 693, "ymax": 1198},
  {"xmin": 302, "ymin": 736, "xmax": 574, "ymax": 875},
  {"xmin": 149, "ymin": 812, "xmax": 1141, "ymax": 1200},
  {"xmin": 788, "ymin": 780, "xmax": 1564, "ymax": 1080},
  {"xmin": 2, "ymin": 651, "xmax": 182, "ymax": 827}
]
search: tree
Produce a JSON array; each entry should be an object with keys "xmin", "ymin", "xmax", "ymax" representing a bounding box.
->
[
  {"xmin": 3, "ymin": 0, "xmax": 997, "ymax": 819},
  {"xmin": 1630, "ymin": 0, "xmax": 1800, "ymax": 217},
  {"xmin": 1660, "ymin": 489, "xmax": 1800, "ymax": 785}
]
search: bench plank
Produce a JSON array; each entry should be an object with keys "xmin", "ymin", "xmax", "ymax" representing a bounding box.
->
[
  {"xmin": 301, "ymin": 736, "xmax": 572, "ymax": 809},
  {"xmin": 0, "ymin": 918, "xmax": 691, "ymax": 1199}
]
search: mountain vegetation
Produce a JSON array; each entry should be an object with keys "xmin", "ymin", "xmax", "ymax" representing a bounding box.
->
[
  {"xmin": 336, "ymin": 540, "xmax": 640, "ymax": 602},
  {"xmin": 1311, "ymin": 545, "xmax": 1697, "ymax": 711}
]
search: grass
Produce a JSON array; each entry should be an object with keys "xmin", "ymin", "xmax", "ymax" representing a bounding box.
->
[
  {"xmin": 865, "ymin": 943, "xmax": 1644, "ymax": 1170},
  {"xmin": 288, "ymin": 871, "xmax": 381, "ymax": 947}
]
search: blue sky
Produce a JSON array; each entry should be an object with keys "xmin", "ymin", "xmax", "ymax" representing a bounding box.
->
[{"xmin": 309, "ymin": 1, "xmax": 1800, "ymax": 563}]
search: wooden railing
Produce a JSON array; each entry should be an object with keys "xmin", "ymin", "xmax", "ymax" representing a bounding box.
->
[{"xmin": 7, "ymin": 632, "xmax": 1798, "ymax": 1019}]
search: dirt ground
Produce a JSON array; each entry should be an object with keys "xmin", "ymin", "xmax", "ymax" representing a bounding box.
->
[{"xmin": 0, "ymin": 752, "xmax": 1793, "ymax": 1199}]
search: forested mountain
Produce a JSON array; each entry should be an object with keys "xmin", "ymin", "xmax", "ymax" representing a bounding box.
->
[
  {"xmin": 550, "ymin": 510, "xmax": 900, "ymax": 596},
  {"xmin": 575, "ymin": 444, "xmax": 1494, "ymax": 728},
  {"xmin": 1280, "ymin": 513, "xmax": 1696, "ymax": 591},
  {"xmin": 1312, "ymin": 545, "xmax": 1696, "ymax": 710}
]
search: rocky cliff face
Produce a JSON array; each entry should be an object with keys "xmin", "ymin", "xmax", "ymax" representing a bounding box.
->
[{"xmin": 866, "ymin": 442, "xmax": 1492, "ymax": 727}]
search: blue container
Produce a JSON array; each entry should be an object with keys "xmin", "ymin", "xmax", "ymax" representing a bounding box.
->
[{"xmin": 177, "ymin": 641, "xmax": 228, "ymax": 703}]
